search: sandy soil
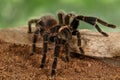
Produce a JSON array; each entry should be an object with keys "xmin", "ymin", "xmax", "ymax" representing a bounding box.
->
[{"xmin": 0, "ymin": 27, "xmax": 120, "ymax": 80}]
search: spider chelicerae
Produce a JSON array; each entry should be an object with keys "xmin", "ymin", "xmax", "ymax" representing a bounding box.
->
[{"xmin": 28, "ymin": 11, "xmax": 116, "ymax": 77}]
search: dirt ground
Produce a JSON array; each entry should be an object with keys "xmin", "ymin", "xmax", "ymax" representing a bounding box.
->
[{"xmin": 0, "ymin": 27, "xmax": 120, "ymax": 80}]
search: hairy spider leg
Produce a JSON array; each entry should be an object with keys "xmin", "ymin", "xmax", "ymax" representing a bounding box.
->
[
  {"xmin": 28, "ymin": 19, "xmax": 39, "ymax": 33},
  {"xmin": 97, "ymin": 18, "xmax": 116, "ymax": 28},
  {"xmin": 70, "ymin": 17, "xmax": 79, "ymax": 31},
  {"xmin": 57, "ymin": 12, "xmax": 65, "ymax": 25},
  {"xmin": 64, "ymin": 14, "xmax": 71, "ymax": 25},
  {"xmin": 59, "ymin": 25, "xmax": 73, "ymax": 61},
  {"xmin": 30, "ymin": 29, "xmax": 39, "ymax": 56},
  {"xmin": 76, "ymin": 16, "xmax": 116, "ymax": 36},
  {"xmin": 51, "ymin": 36, "xmax": 61, "ymax": 77},
  {"xmin": 76, "ymin": 31, "xmax": 84, "ymax": 54},
  {"xmin": 64, "ymin": 13, "xmax": 76, "ymax": 25},
  {"xmin": 64, "ymin": 13, "xmax": 84, "ymax": 55},
  {"xmin": 70, "ymin": 18, "xmax": 84, "ymax": 54},
  {"xmin": 51, "ymin": 25, "xmax": 72, "ymax": 76},
  {"xmin": 64, "ymin": 42, "xmax": 70, "ymax": 62},
  {"xmin": 40, "ymin": 33, "xmax": 49, "ymax": 68}
]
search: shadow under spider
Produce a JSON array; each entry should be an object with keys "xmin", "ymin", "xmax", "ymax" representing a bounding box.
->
[{"xmin": 70, "ymin": 52, "xmax": 120, "ymax": 68}]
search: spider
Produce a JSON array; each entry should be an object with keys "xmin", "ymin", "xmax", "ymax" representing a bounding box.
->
[
  {"xmin": 28, "ymin": 11, "xmax": 116, "ymax": 77},
  {"xmin": 28, "ymin": 14, "xmax": 74, "ymax": 77}
]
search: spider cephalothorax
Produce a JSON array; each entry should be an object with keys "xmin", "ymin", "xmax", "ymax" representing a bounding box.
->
[{"xmin": 28, "ymin": 11, "xmax": 116, "ymax": 77}]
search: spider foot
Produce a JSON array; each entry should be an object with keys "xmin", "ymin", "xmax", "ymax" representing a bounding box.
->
[
  {"xmin": 40, "ymin": 64, "xmax": 44, "ymax": 68},
  {"xmin": 51, "ymin": 69, "xmax": 56, "ymax": 78},
  {"xmin": 108, "ymin": 24, "xmax": 116, "ymax": 28},
  {"xmin": 49, "ymin": 74, "xmax": 55, "ymax": 80},
  {"xmin": 30, "ymin": 52, "xmax": 34, "ymax": 56},
  {"xmin": 65, "ymin": 57, "xmax": 69, "ymax": 62},
  {"xmin": 101, "ymin": 32, "xmax": 109, "ymax": 37},
  {"xmin": 28, "ymin": 31, "xmax": 33, "ymax": 34},
  {"xmin": 79, "ymin": 47, "xmax": 84, "ymax": 55}
]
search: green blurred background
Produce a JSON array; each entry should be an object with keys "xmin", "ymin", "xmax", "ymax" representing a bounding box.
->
[{"xmin": 0, "ymin": 0, "xmax": 120, "ymax": 32}]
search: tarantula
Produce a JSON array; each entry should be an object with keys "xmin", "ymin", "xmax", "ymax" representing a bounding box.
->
[
  {"xmin": 28, "ymin": 15, "xmax": 74, "ymax": 77},
  {"xmin": 28, "ymin": 11, "xmax": 116, "ymax": 77}
]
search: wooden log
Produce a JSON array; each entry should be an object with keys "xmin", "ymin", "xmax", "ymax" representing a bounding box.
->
[{"xmin": 0, "ymin": 27, "xmax": 120, "ymax": 58}]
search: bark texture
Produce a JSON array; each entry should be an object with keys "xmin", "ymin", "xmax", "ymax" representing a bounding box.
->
[{"xmin": 69, "ymin": 29, "xmax": 120, "ymax": 58}]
